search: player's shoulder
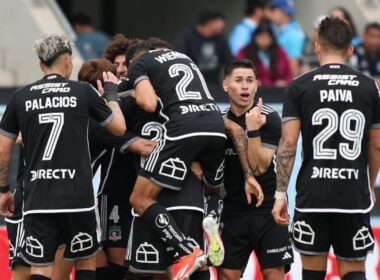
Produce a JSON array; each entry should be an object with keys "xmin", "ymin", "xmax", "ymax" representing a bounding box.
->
[{"xmin": 261, "ymin": 103, "xmax": 281, "ymax": 125}]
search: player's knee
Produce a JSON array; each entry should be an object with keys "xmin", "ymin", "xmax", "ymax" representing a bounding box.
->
[
  {"xmin": 341, "ymin": 271, "xmax": 366, "ymax": 280},
  {"xmin": 217, "ymin": 269, "xmax": 240, "ymax": 280},
  {"xmin": 302, "ymin": 269, "xmax": 326, "ymax": 280},
  {"xmin": 262, "ymin": 267, "xmax": 285, "ymax": 280}
]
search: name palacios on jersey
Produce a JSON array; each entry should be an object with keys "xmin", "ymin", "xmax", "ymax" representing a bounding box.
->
[
  {"xmin": 311, "ymin": 73, "xmax": 360, "ymax": 180},
  {"xmin": 25, "ymin": 83, "xmax": 77, "ymax": 112}
]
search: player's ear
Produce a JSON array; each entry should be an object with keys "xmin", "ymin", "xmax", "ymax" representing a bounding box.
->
[
  {"xmin": 347, "ymin": 45, "xmax": 354, "ymax": 58},
  {"xmin": 314, "ymin": 41, "xmax": 320, "ymax": 57},
  {"xmin": 39, "ymin": 61, "xmax": 45, "ymax": 73},
  {"xmin": 222, "ymin": 78, "xmax": 228, "ymax": 93}
]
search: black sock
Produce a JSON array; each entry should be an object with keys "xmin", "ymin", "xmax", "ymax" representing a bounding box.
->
[
  {"xmin": 126, "ymin": 271, "xmax": 153, "ymax": 280},
  {"xmin": 30, "ymin": 275, "xmax": 51, "ymax": 280},
  {"xmin": 141, "ymin": 203, "xmax": 193, "ymax": 256},
  {"xmin": 108, "ymin": 262, "xmax": 128, "ymax": 280},
  {"xmin": 95, "ymin": 267, "xmax": 108, "ymax": 280},
  {"xmin": 76, "ymin": 269, "xmax": 96, "ymax": 280},
  {"xmin": 204, "ymin": 192, "xmax": 223, "ymax": 223},
  {"xmin": 302, "ymin": 269, "xmax": 326, "ymax": 280},
  {"xmin": 342, "ymin": 272, "xmax": 366, "ymax": 280},
  {"xmin": 190, "ymin": 270, "xmax": 210, "ymax": 280}
]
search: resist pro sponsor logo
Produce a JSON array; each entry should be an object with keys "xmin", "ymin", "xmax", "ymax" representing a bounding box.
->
[{"xmin": 30, "ymin": 169, "xmax": 76, "ymax": 181}]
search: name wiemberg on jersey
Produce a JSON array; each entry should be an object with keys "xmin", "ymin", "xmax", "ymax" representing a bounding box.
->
[
  {"xmin": 154, "ymin": 51, "xmax": 191, "ymax": 64},
  {"xmin": 26, "ymin": 83, "xmax": 77, "ymax": 112},
  {"xmin": 30, "ymin": 169, "xmax": 76, "ymax": 182}
]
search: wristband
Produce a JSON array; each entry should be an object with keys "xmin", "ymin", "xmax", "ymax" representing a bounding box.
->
[
  {"xmin": 103, "ymin": 82, "xmax": 118, "ymax": 102},
  {"xmin": 0, "ymin": 185, "xmax": 10, "ymax": 193},
  {"xmin": 274, "ymin": 191, "xmax": 287, "ymax": 200},
  {"xmin": 247, "ymin": 130, "xmax": 260, "ymax": 138}
]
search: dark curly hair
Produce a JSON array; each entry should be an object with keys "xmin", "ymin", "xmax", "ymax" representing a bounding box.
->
[{"xmin": 104, "ymin": 34, "xmax": 129, "ymax": 63}]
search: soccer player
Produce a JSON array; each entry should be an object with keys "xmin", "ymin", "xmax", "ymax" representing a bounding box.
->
[
  {"xmin": 127, "ymin": 43, "xmax": 226, "ymax": 279},
  {"xmin": 0, "ymin": 34, "xmax": 125, "ymax": 280},
  {"xmin": 78, "ymin": 58, "xmax": 155, "ymax": 280},
  {"xmin": 272, "ymin": 17, "xmax": 380, "ymax": 280},
  {"xmin": 104, "ymin": 34, "xmax": 129, "ymax": 79},
  {"xmin": 218, "ymin": 59, "xmax": 293, "ymax": 280}
]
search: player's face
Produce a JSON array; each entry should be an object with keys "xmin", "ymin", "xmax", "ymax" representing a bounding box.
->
[
  {"xmin": 364, "ymin": 27, "xmax": 380, "ymax": 53},
  {"xmin": 224, "ymin": 68, "xmax": 257, "ymax": 110},
  {"xmin": 113, "ymin": 55, "xmax": 127, "ymax": 78}
]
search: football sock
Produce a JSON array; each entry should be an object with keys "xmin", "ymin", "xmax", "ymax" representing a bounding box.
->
[
  {"xmin": 302, "ymin": 269, "xmax": 326, "ymax": 280},
  {"xmin": 190, "ymin": 270, "xmax": 210, "ymax": 280},
  {"xmin": 342, "ymin": 272, "xmax": 366, "ymax": 280},
  {"xmin": 108, "ymin": 262, "xmax": 128, "ymax": 280},
  {"xmin": 95, "ymin": 267, "xmax": 108, "ymax": 280},
  {"xmin": 30, "ymin": 275, "xmax": 51, "ymax": 280},
  {"xmin": 76, "ymin": 269, "xmax": 96, "ymax": 280},
  {"xmin": 141, "ymin": 203, "xmax": 194, "ymax": 257},
  {"xmin": 126, "ymin": 271, "xmax": 153, "ymax": 280},
  {"xmin": 204, "ymin": 192, "xmax": 223, "ymax": 223}
]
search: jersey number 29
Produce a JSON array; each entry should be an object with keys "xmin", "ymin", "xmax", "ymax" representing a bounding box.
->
[{"xmin": 312, "ymin": 108, "xmax": 365, "ymax": 160}]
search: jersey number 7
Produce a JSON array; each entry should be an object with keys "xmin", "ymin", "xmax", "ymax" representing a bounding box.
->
[{"xmin": 38, "ymin": 113, "xmax": 64, "ymax": 161}]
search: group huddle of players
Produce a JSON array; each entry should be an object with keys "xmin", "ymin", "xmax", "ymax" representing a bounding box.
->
[{"xmin": 0, "ymin": 15, "xmax": 380, "ymax": 280}]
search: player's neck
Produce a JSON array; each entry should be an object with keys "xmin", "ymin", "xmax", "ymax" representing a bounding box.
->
[
  {"xmin": 319, "ymin": 55, "xmax": 347, "ymax": 66},
  {"xmin": 230, "ymin": 101, "xmax": 254, "ymax": 117},
  {"xmin": 43, "ymin": 68, "xmax": 67, "ymax": 79}
]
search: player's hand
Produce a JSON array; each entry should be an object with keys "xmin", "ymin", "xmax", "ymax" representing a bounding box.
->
[
  {"xmin": 272, "ymin": 198, "xmax": 289, "ymax": 226},
  {"xmin": 245, "ymin": 176, "xmax": 264, "ymax": 207},
  {"xmin": 96, "ymin": 80, "xmax": 105, "ymax": 96},
  {"xmin": 103, "ymin": 71, "xmax": 119, "ymax": 85},
  {"xmin": 245, "ymin": 98, "xmax": 266, "ymax": 131},
  {"xmin": 0, "ymin": 191, "xmax": 14, "ymax": 217},
  {"xmin": 128, "ymin": 138, "xmax": 157, "ymax": 157},
  {"xmin": 191, "ymin": 162, "xmax": 203, "ymax": 181}
]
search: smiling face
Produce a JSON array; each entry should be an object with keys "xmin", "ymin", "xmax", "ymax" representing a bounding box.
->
[{"xmin": 223, "ymin": 67, "xmax": 257, "ymax": 114}]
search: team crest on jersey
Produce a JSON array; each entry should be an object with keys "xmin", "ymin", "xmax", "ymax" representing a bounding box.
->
[{"xmin": 109, "ymin": 226, "xmax": 122, "ymax": 242}]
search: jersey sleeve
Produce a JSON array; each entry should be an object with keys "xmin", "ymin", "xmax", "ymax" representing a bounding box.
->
[
  {"xmin": 282, "ymin": 81, "xmax": 301, "ymax": 122},
  {"xmin": 259, "ymin": 111, "xmax": 281, "ymax": 150},
  {"xmin": 87, "ymin": 84, "xmax": 114, "ymax": 126},
  {"xmin": 127, "ymin": 57, "xmax": 150, "ymax": 88},
  {"xmin": 0, "ymin": 94, "xmax": 19, "ymax": 139},
  {"xmin": 370, "ymin": 81, "xmax": 380, "ymax": 128}
]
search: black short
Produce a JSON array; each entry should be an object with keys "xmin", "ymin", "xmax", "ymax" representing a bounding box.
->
[
  {"xmin": 220, "ymin": 213, "xmax": 293, "ymax": 273},
  {"xmin": 292, "ymin": 211, "xmax": 374, "ymax": 260},
  {"xmin": 127, "ymin": 210, "xmax": 204, "ymax": 274},
  {"xmin": 140, "ymin": 136, "xmax": 225, "ymax": 190},
  {"xmin": 21, "ymin": 210, "xmax": 100, "ymax": 266},
  {"xmin": 5, "ymin": 219, "xmax": 29, "ymax": 269},
  {"xmin": 98, "ymin": 194, "xmax": 133, "ymax": 248}
]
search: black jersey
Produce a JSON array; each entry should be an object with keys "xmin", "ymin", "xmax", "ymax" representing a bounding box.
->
[
  {"xmin": 122, "ymin": 96, "xmax": 204, "ymax": 212},
  {"xmin": 283, "ymin": 64, "xmax": 380, "ymax": 213},
  {"xmin": 0, "ymin": 74, "xmax": 114, "ymax": 215},
  {"xmin": 223, "ymin": 103, "xmax": 281, "ymax": 216},
  {"xmin": 127, "ymin": 49, "xmax": 225, "ymax": 140}
]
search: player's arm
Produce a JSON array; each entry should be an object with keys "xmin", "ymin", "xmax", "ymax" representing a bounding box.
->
[
  {"xmin": 224, "ymin": 116, "xmax": 264, "ymax": 207},
  {"xmin": 127, "ymin": 138, "xmax": 157, "ymax": 157},
  {"xmin": 0, "ymin": 135, "xmax": 16, "ymax": 217},
  {"xmin": 272, "ymin": 119, "xmax": 300, "ymax": 225},
  {"xmin": 368, "ymin": 128, "xmax": 380, "ymax": 202},
  {"xmin": 135, "ymin": 80, "xmax": 158, "ymax": 113},
  {"xmin": 245, "ymin": 98, "xmax": 276, "ymax": 175}
]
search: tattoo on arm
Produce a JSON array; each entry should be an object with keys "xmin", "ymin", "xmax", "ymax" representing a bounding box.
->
[
  {"xmin": 0, "ymin": 160, "xmax": 9, "ymax": 186},
  {"xmin": 231, "ymin": 134, "xmax": 254, "ymax": 178},
  {"xmin": 276, "ymin": 144, "xmax": 296, "ymax": 192}
]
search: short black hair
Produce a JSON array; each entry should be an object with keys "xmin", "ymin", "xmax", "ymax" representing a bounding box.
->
[
  {"xmin": 197, "ymin": 9, "xmax": 225, "ymax": 25},
  {"xmin": 318, "ymin": 16, "xmax": 353, "ymax": 52},
  {"xmin": 125, "ymin": 40, "xmax": 153, "ymax": 67},
  {"xmin": 224, "ymin": 59, "xmax": 256, "ymax": 77},
  {"xmin": 70, "ymin": 13, "xmax": 93, "ymax": 26},
  {"xmin": 245, "ymin": 0, "xmax": 268, "ymax": 16},
  {"xmin": 365, "ymin": 22, "xmax": 380, "ymax": 33},
  {"xmin": 147, "ymin": 37, "xmax": 172, "ymax": 49}
]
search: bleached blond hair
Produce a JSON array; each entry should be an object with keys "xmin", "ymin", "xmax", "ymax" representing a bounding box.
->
[{"xmin": 34, "ymin": 34, "xmax": 73, "ymax": 66}]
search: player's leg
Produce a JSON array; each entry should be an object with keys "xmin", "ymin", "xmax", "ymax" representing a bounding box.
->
[
  {"xmin": 12, "ymin": 264, "xmax": 31, "ymax": 280},
  {"xmin": 21, "ymin": 214, "xmax": 61, "ymax": 280},
  {"xmin": 61, "ymin": 211, "xmax": 100, "ymax": 280},
  {"xmin": 197, "ymin": 136, "xmax": 226, "ymax": 266},
  {"xmin": 52, "ymin": 246, "xmax": 73, "ymax": 280},
  {"xmin": 217, "ymin": 215, "xmax": 252, "ymax": 280},
  {"xmin": 292, "ymin": 211, "xmax": 330, "ymax": 280},
  {"xmin": 255, "ymin": 215, "xmax": 293, "ymax": 280},
  {"xmin": 332, "ymin": 213, "xmax": 374, "ymax": 280}
]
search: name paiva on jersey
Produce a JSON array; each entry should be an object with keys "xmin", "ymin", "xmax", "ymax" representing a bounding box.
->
[
  {"xmin": 313, "ymin": 74, "xmax": 360, "ymax": 86},
  {"xmin": 320, "ymin": 89, "xmax": 353, "ymax": 103},
  {"xmin": 179, "ymin": 103, "xmax": 220, "ymax": 115},
  {"xmin": 25, "ymin": 97, "xmax": 77, "ymax": 112},
  {"xmin": 311, "ymin": 167, "xmax": 359, "ymax": 180},
  {"xmin": 30, "ymin": 169, "xmax": 76, "ymax": 182}
]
